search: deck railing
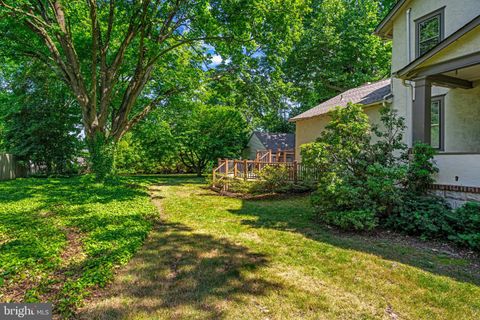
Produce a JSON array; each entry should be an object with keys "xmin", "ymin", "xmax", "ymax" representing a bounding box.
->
[
  {"xmin": 255, "ymin": 149, "xmax": 295, "ymax": 163},
  {"xmin": 212, "ymin": 159, "xmax": 320, "ymax": 184}
]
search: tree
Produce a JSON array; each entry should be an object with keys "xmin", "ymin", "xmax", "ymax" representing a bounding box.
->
[
  {"xmin": 0, "ymin": 0, "xmax": 306, "ymax": 179},
  {"xmin": 115, "ymin": 113, "xmax": 179, "ymax": 174},
  {"xmin": 175, "ymin": 105, "xmax": 248, "ymax": 176},
  {"xmin": 284, "ymin": 0, "xmax": 392, "ymax": 108},
  {"xmin": 206, "ymin": 56, "xmax": 298, "ymax": 133},
  {"xmin": 0, "ymin": 63, "xmax": 82, "ymax": 174}
]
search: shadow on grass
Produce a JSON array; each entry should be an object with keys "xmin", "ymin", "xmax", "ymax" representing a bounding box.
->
[
  {"xmin": 0, "ymin": 175, "xmax": 205, "ymax": 310},
  {"xmin": 228, "ymin": 196, "xmax": 480, "ymax": 286},
  {"xmin": 79, "ymin": 222, "xmax": 279, "ymax": 319}
]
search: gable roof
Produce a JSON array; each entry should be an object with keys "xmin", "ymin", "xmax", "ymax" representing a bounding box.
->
[
  {"xmin": 252, "ymin": 132, "xmax": 295, "ymax": 151},
  {"xmin": 289, "ymin": 79, "xmax": 392, "ymax": 122},
  {"xmin": 375, "ymin": 0, "xmax": 409, "ymax": 38}
]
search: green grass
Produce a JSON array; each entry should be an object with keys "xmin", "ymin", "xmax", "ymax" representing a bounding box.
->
[
  {"xmin": 0, "ymin": 175, "xmax": 159, "ymax": 316},
  {"xmin": 79, "ymin": 176, "xmax": 480, "ymax": 320}
]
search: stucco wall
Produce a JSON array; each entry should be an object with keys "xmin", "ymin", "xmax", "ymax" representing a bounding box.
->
[
  {"xmin": 393, "ymin": 80, "xmax": 480, "ymax": 151},
  {"xmin": 444, "ymin": 83, "xmax": 480, "ymax": 152},
  {"xmin": 434, "ymin": 154, "xmax": 480, "ymax": 187},
  {"xmin": 294, "ymin": 115, "xmax": 331, "ymax": 162},
  {"xmin": 294, "ymin": 105, "xmax": 383, "ymax": 161}
]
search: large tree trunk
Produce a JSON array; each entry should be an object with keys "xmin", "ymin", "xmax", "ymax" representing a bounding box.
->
[{"xmin": 86, "ymin": 131, "xmax": 116, "ymax": 181}]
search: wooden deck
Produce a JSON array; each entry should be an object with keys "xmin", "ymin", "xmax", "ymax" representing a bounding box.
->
[{"xmin": 212, "ymin": 159, "xmax": 320, "ymax": 185}]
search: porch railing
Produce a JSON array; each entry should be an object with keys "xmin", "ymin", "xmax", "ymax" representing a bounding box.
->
[{"xmin": 212, "ymin": 159, "xmax": 320, "ymax": 184}]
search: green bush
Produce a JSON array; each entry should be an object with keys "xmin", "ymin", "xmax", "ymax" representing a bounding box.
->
[
  {"xmin": 302, "ymin": 104, "xmax": 443, "ymax": 232},
  {"xmin": 405, "ymin": 143, "xmax": 439, "ymax": 195},
  {"xmin": 321, "ymin": 209, "xmax": 378, "ymax": 231},
  {"xmin": 385, "ymin": 196, "xmax": 452, "ymax": 239},
  {"xmin": 256, "ymin": 165, "xmax": 291, "ymax": 193},
  {"xmin": 448, "ymin": 202, "xmax": 480, "ymax": 250}
]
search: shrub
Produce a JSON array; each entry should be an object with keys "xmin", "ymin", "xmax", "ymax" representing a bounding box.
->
[
  {"xmin": 385, "ymin": 196, "xmax": 452, "ymax": 239},
  {"xmin": 256, "ymin": 165, "xmax": 292, "ymax": 193},
  {"xmin": 405, "ymin": 143, "xmax": 438, "ymax": 195},
  {"xmin": 321, "ymin": 209, "xmax": 378, "ymax": 231},
  {"xmin": 448, "ymin": 202, "xmax": 480, "ymax": 250},
  {"xmin": 302, "ymin": 104, "xmax": 408, "ymax": 230},
  {"xmin": 302, "ymin": 104, "xmax": 445, "ymax": 233}
]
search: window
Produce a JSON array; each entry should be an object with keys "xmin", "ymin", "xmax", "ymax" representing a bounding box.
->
[
  {"xmin": 416, "ymin": 8, "xmax": 445, "ymax": 57},
  {"xmin": 431, "ymin": 96, "xmax": 444, "ymax": 150}
]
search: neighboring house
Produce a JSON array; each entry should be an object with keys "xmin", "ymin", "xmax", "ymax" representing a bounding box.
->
[
  {"xmin": 291, "ymin": 0, "xmax": 480, "ymax": 205},
  {"xmin": 243, "ymin": 132, "xmax": 295, "ymax": 162}
]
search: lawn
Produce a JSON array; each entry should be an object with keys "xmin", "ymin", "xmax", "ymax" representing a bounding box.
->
[
  {"xmin": 77, "ymin": 176, "xmax": 480, "ymax": 320},
  {"xmin": 0, "ymin": 175, "xmax": 159, "ymax": 316}
]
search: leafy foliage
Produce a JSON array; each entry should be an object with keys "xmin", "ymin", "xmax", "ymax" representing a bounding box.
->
[
  {"xmin": 0, "ymin": 176, "xmax": 158, "ymax": 316},
  {"xmin": 448, "ymin": 202, "xmax": 480, "ymax": 250},
  {"xmin": 406, "ymin": 143, "xmax": 439, "ymax": 195},
  {"xmin": 284, "ymin": 0, "xmax": 393, "ymax": 108},
  {"xmin": 0, "ymin": 64, "xmax": 82, "ymax": 174},
  {"xmin": 0, "ymin": 0, "xmax": 307, "ymax": 178},
  {"xmin": 175, "ymin": 105, "xmax": 249, "ymax": 175},
  {"xmin": 322, "ymin": 209, "xmax": 378, "ymax": 231},
  {"xmin": 115, "ymin": 118, "xmax": 179, "ymax": 174},
  {"xmin": 385, "ymin": 196, "xmax": 453, "ymax": 239},
  {"xmin": 302, "ymin": 104, "xmax": 440, "ymax": 231},
  {"xmin": 256, "ymin": 165, "xmax": 291, "ymax": 193}
]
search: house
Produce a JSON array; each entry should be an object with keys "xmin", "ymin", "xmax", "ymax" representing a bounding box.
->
[
  {"xmin": 291, "ymin": 0, "xmax": 480, "ymax": 205},
  {"xmin": 290, "ymin": 79, "xmax": 392, "ymax": 159},
  {"xmin": 243, "ymin": 131, "xmax": 295, "ymax": 162}
]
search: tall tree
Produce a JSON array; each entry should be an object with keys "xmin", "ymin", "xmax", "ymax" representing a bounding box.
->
[
  {"xmin": 0, "ymin": 0, "xmax": 306, "ymax": 179},
  {"xmin": 284, "ymin": 0, "xmax": 392, "ymax": 109},
  {"xmin": 0, "ymin": 63, "xmax": 82, "ymax": 174},
  {"xmin": 175, "ymin": 104, "xmax": 248, "ymax": 176}
]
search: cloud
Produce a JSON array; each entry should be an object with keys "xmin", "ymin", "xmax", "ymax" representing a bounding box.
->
[{"xmin": 210, "ymin": 55, "xmax": 223, "ymax": 66}]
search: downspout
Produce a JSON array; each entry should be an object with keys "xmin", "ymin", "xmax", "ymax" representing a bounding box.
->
[
  {"xmin": 404, "ymin": 8, "xmax": 414, "ymax": 147},
  {"xmin": 406, "ymin": 8, "xmax": 412, "ymax": 63}
]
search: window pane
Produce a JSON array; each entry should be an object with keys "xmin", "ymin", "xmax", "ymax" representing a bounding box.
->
[
  {"xmin": 431, "ymin": 100, "xmax": 441, "ymax": 149},
  {"xmin": 418, "ymin": 15, "xmax": 441, "ymax": 55},
  {"xmin": 431, "ymin": 101, "xmax": 440, "ymax": 125},
  {"xmin": 419, "ymin": 16, "xmax": 440, "ymax": 42}
]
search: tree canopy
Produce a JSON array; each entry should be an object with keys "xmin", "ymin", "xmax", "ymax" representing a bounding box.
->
[
  {"xmin": 0, "ymin": 0, "xmax": 395, "ymax": 176},
  {"xmin": 0, "ymin": 0, "xmax": 306, "ymax": 178},
  {"xmin": 284, "ymin": 0, "xmax": 394, "ymax": 109}
]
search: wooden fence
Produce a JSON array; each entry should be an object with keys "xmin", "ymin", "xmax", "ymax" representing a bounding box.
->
[{"xmin": 212, "ymin": 159, "xmax": 321, "ymax": 185}]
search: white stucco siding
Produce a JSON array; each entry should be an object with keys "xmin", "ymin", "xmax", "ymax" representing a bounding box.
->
[
  {"xmin": 444, "ymin": 84, "xmax": 480, "ymax": 152},
  {"xmin": 434, "ymin": 154, "xmax": 480, "ymax": 187},
  {"xmin": 391, "ymin": 0, "xmax": 480, "ymax": 71},
  {"xmin": 391, "ymin": 78, "xmax": 410, "ymax": 146}
]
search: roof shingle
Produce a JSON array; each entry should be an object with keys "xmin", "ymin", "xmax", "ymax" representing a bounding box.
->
[
  {"xmin": 290, "ymin": 79, "xmax": 391, "ymax": 121},
  {"xmin": 253, "ymin": 132, "xmax": 295, "ymax": 151}
]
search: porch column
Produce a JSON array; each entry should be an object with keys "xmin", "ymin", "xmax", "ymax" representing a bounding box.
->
[{"xmin": 412, "ymin": 77, "xmax": 432, "ymax": 145}]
